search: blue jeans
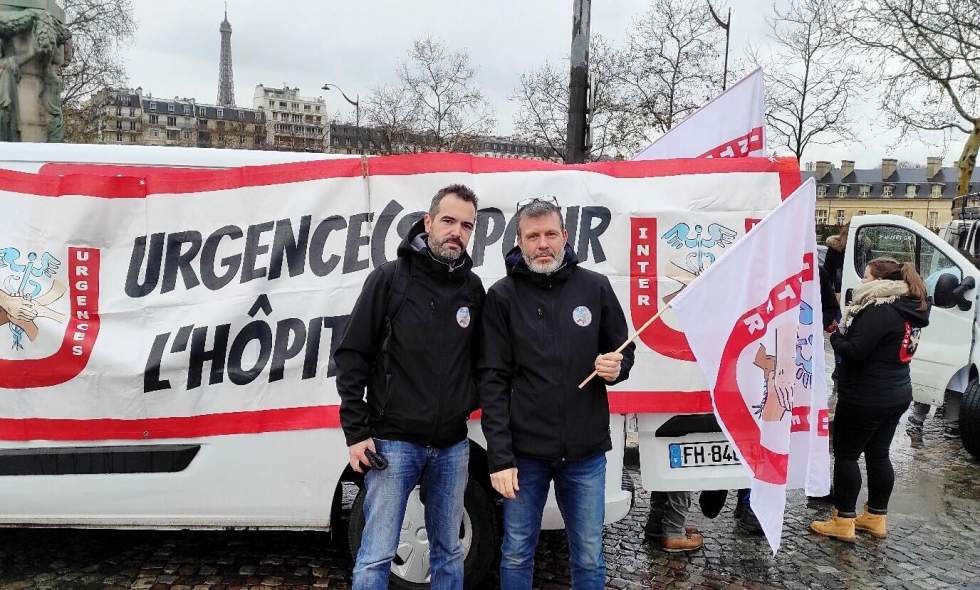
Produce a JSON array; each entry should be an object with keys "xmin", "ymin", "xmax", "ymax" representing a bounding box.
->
[
  {"xmin": 499, "ymin": 453, "xmax": 606, "ymax": 590},
  {"xmin": 352, "ymin": 438, "xmax": 469, "ymax": 590}
]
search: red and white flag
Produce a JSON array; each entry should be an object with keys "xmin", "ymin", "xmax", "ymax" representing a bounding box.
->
[
  {"xmin": 633, "ymin": 68, "xmax": 767, "ymax": 160},
  {"xmin": 669, "ymin": 179, "xmax": 830, "ymax": 553}
]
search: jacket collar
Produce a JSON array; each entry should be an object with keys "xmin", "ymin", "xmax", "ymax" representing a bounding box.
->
[{"xmin": 397, "ymin": 217, "xmax": 473, "ymax": 279}]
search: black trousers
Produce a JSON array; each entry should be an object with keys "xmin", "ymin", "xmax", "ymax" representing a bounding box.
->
[{"xmin": 831, "ymin": 399, "xmax": 909, "ymax": 517}]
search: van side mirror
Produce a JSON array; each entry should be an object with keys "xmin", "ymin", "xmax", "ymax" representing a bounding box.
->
[
  {"xmin": 935, "ymin": 273, "xmax": 975, "ymax": 311},
  {"xmin": 953, "ymin": 276, "xmax": 976, "ymax": 311}
]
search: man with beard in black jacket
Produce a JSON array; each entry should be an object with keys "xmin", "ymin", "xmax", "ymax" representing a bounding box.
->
[
  {"xmin": 336, "ymin": 184, "xmax": 485, "ymax": 590},
  {"xmin": 478, "ymin": 198, "xmax": 635, "ymax": 590}
]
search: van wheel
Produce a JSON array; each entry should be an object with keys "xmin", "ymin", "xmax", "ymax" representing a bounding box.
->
[
  {"xmin": 348, "ymin": 478, "xmax": 497, "ymax": 589},
  {"xmin": 961, "ymin": 380, "xmax": 980, "ymax": 460}
]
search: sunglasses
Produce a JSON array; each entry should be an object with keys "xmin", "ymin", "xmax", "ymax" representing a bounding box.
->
[{"xmin": 516, "ymin": 195, "xmax": 560, "ymax": 212}]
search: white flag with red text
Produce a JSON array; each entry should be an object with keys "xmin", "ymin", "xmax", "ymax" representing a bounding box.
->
[
  {"xmin": 669, "ymin": 179, "xmax": 830, "ymax": 554},
  {"xmin": 633, "ymin": 68, "xmax": 767, "ymax": 160}
]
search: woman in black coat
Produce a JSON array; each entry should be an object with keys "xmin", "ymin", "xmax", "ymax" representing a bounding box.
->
[
  {"xmin": 810, "ymin": 257, "xmax": 930, "ymax": 543},
  {"xmin": 823, "ymin": 225, "xmax": 848, "ymax": 296}
]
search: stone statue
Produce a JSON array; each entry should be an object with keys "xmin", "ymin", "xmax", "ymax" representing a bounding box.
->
[
  {"xmin": 0, "ymin": 1, "xmax": 70, "ymax": 143},
  {"xmin": 0, "ymin": 31, "xmax": 33, "ymax": 141},
  {"xmin": 42, "ymin": 34, "xmax": 70, "ymax": 142}
]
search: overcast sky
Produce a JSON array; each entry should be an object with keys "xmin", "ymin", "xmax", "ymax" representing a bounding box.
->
[{"xmin": 124, "ymin": 0, "xmax": 957, "ymax": 169}]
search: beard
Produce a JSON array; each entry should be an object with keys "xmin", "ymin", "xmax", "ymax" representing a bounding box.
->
[
  {"xmin": 523, "ymin": 247, "xmax": 565, "ymax": 274},
  {"xmin": 428, "ymin": 235, "xmax": 464, "ymax": 261}
]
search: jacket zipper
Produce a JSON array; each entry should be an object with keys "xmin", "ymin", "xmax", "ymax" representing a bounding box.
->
[
  {"xmin": 543, "ymin": 278, "xmax": 568, "ymax": 460},
  {"xmin": 381, "ymin": 371, "xmax": 391, "ymax": 418},
  {"xmin": 430, "ymin": 297, "xmax": 444, "ymax": 441}
]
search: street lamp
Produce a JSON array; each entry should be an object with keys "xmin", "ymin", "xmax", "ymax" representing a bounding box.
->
[
  {"xmin": 322, "ymin": 83, "xmax": 360, "ymax": 154},
  {"xmin": 707, "ymin": 1, "xmax": 731, "ymax": 91}
]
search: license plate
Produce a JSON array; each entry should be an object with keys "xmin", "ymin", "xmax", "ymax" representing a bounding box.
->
[{"xmin": 669, "ymin": 441, "xmax": 740, "ymax": 468}]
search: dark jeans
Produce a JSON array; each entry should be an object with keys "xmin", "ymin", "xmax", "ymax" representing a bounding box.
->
[
  {"xmin": 499, "ymin": 453, "xmax": 606, "ymax": 590},
  {"xmin": 832, "ymin": 399, "xmax": 909, "ymax": 517}
]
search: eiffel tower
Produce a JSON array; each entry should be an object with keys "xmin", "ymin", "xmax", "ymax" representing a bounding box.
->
[{"xmin": 217, "ymin": 2, "xmax": 236, "ymax": 107}]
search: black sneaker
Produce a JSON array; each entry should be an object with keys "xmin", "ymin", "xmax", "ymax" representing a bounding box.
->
[
  {"xmin": 806, "ymin": 494, "xmax": 834, "ymax": 509},
  {"xmin": 944, "ymin": 425, "xmax": 961, "ymax": 440},
  {"xmin": 737, "ymin": 506, "xmax": 764, "ymax": 535}
]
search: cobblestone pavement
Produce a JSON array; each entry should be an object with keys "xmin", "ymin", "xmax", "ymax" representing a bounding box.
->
[{"xmin": 0, "ymin": 409, "xmax": 978, "ymax": 589}]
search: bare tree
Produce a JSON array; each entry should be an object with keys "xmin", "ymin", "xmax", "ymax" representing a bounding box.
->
[
  {"xmin": 843, "ymin": 0, "xmax": 979, "ymax": 196},
  {"xmin": 62, "ymin": 91, "xmax": 108, "ymax": 144},
  {"xmin": 512, "ymin": 62, "xmax": 567, "ymax": 161},
  {"xmin": 61, "ymin": 0, "xmax": 136, "ymax": 108},
  {"xmin": 61, "ymin": 0, "xmax": 135, "ymax": 144},
  {"xmin": 611, "ymin": 0, "xmax": 724, "ymax": 142},
  {"xmin": 752, "ymin": 0, "xmax": 858, "ymax": 161},
  {"xmin": 362, "ymin": 84, "xmax": 421, "ymax": 155},
  {"xmin": 511, "ymin": 37, "xmax": 644, "ymax": 161},
  {"xmin": 398, "ymin": 37, "xmax": 495, "ymax": 152}
]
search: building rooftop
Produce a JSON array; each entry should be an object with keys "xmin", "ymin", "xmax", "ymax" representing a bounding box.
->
[{"xmin": 804, "ymin": 158, "xmax": 980, "ymax": 199}]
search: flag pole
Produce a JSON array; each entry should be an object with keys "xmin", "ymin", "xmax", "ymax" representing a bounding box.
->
[{"xmin": 578, "ymin": 302, "xmax": 675, "ymax": 389}]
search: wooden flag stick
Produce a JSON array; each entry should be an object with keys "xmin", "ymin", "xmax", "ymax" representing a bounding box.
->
[{"xmin": 578, "ymin": 302, "xmax": 674, "ymax": 389}]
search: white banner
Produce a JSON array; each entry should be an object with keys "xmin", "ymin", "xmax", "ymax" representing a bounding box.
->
[
  {"xmin": 633, "ymin": 68, "xmax": 767, "ymax": 161},
  {"xmin": 670, "ymin": 179, "xmax": 830, "ymax": 553},
  {"xmin": 0, "ymin": 154, "xmax": 798, "ymax": 441}
]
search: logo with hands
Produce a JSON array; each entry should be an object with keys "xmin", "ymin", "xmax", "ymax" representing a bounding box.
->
[
  {"xmin": 0, "ymin": 248, "xmax": 66, "ymax": 350},
  {"xmin": 752, "ymin": 326, "xmax": 799, "ymax": 423}
]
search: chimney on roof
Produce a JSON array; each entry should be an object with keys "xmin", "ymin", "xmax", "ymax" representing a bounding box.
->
[
  {"xmin": 841, "ymin": 160, "xmax": 854, "ymax": 178},
  {"xmin": 927, "ymin": 156, "xmax": 943, "ymax": 179},
  {"xmin": 881, "ymin": 158, "xmax": 897, "ymax": 180},
  {"xmin": 815, "ymin": 161, "xmax": 832, "ymax": 181}
]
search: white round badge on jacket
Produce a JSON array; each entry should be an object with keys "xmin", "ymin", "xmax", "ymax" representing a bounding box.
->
[
  {"xmin": 572, "ymin": 305, "xmax": 592, "ymax": 327},
  {"xmin": 456, "ymin": 306, "xmax": 471, "ymax": 328}
]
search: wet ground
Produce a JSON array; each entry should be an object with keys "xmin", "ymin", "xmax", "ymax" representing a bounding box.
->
[
  {"xmin": 0, "ymin": 404, "xmax": 976, "ymax": 589},
  {"xmin": 2, "ymin": 339, "xmax": 979, "ymax": 590}
]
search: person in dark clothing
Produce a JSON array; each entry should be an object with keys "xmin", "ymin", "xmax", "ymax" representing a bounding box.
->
[
  {"xmin": 824, "ymin": 229, "xmax": 847, "ymax": 382},
  {"xmin": 478, "ymin": 198, "xmax": 635, "ymax": 590},
  {"xmin": 823, "ymin": 225, "xmax": 848, "ymax": 296},
  {"xmin": 811, "ymin": 257, "xmax": 930, "ymax": 543},
  {"xmin": 336, "ymin": 184, "xmax": 485, "ymax": 590},
  {"xmin": 819, "ymin": 264, "xmax": 841, "ymax": 332}
]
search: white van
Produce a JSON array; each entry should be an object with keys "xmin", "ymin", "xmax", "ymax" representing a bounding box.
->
[
  {"xmin": 843, "ymin": 214, "xmax": 980, "ymax": 458},
  {"xmin": 0, "ymin": 143, "xmax": 641, "ymax": 589}
]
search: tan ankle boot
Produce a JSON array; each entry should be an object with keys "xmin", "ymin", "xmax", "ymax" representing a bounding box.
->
[
  {"xmin": 661, "ymin": 530, "xmax": 704, "ymax": 553},
  {"xmin": 810, "ymin": 512, "xmax": 856, "ymax": 543},
  {"xmin": 855, "ymin": 505, "xmax": 887, "ymax": 538}
]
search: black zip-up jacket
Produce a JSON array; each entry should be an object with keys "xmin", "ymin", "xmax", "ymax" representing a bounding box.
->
[
  {"xmin": 478, "ymin": 244, "xmax": 635, "ymax": 472},
  {"xmin": 830, "ymin": 296, "xmax": 930, "ymax": 408},
  {"xmin": 823, "ymin": 246, "xmax": 845, "ymax": 293},
  {"xmin": 335, "ymin": 219, "xmax": 485, "ymax": 448},
  {"xmin": 819, "ymin": 265, "xmax": 840, "ymax": 330}
]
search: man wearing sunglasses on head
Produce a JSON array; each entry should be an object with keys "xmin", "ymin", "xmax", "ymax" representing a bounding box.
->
[
  {"xmin": 336, "ymin": 184, "xmax": 485, "ymax": 590},
  {"xmin": 477, "ymin": 197, "xmax": 635, "ymax": 590}
]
